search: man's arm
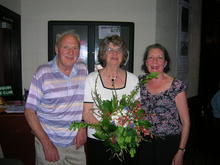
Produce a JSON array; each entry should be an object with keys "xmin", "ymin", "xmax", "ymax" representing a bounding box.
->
[{"xmin": 24, "ymin": 109, "xmax": 60, "ymax": 162}]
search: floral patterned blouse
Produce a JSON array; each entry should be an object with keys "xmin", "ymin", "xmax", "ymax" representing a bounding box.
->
[{"xmin": 139, "ymin": 74, "xmax": 187, "ymax": 137}]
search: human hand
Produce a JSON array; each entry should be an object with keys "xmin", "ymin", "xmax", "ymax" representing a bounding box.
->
[
  {"xmin": 74, "ymin": 127, "xmax": 87, "ymax": 149},
  {"xmin": 171, "ymin": 150, "xmax": 184, "ymax": 165},
  {"xmin": 42, "ymin": 141, "xmax": 60, "ymax": 162}
]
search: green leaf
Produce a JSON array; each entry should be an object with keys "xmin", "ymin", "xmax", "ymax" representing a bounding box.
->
[
  {"xmin": 137, "ymin": 109, "xmax": 145, "ymax": 117},
  {"xmin": 138, "ymin": 119, "xmax": 151, "ymax": 128},
  {"xmin": 69, "ymin": 122, "xmax": 87, "ymax": 130},
  {"xmin": 119, "ymin": 95, "xmax": 127, "ymax": 107},
  {"xmin": 141, "ymin": 72, "xmax": 158, "ymax": 84},
  {"xmin": 69, "ymin": 121, "xmax": 100, "ymax": 131},
  {"xmin": 125, "ymin": 136, "xmax": 132, "ymax": 143},
  {"xmin": 94, "ymin": 130, "xmax": 109, "ymax": 140},
  {"xmin": 101, "ymin": 100, "xmax": 114, "ymax": 113},
  {"xmin": 129, "ymin": 148, "xmax": 136, "ymax": 158}
]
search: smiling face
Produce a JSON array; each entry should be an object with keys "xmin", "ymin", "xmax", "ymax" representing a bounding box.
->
[
  {"xmin": 105, "ymin": 42, "xmax": 123, "ymax": 67},
  {"xmin": 145, "ymin": 48, "xmax": 167, "ymax": 73},
  {"xmin": 55, "ymin": 34, "xmax": 80, "ymax": 72}
]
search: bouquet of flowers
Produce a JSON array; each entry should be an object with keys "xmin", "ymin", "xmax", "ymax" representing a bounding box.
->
[{"xmin": 70, "ymin": 72, "xmax": 158, "ymax": 160}]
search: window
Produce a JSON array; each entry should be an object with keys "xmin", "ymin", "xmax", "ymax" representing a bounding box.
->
[{"xmin": 48, "ymin": 21, "xmax": 134, "ymax": 73}]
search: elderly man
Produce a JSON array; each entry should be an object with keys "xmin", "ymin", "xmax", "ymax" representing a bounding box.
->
[{"xmin": 25, "ymin": 31, "xmax": 87, "ymax": 165}]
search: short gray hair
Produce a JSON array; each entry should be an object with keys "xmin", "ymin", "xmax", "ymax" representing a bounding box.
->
[{"xmin": 55, "ymin": 30, "xmax": 80, "ymax": 48}]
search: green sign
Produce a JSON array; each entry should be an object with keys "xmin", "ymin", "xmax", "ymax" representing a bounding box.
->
[{"xmin": 0, "ymin": 86, "xmax": 13, "ymax": 96}]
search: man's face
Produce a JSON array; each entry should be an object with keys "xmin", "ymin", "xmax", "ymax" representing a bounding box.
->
[{"xmin": 55, "ymin": 34, "xmax": 80, "ymax": 71}]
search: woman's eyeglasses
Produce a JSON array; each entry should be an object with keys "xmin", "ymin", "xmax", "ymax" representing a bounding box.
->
[{"xmin": 106, "ymin": 47, "xmax": 122, "ymax": 54}]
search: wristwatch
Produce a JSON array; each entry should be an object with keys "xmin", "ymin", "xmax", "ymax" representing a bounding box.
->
[{"xmin": 178, "ymin": 147, "xmax": 186, "ymax": 152}]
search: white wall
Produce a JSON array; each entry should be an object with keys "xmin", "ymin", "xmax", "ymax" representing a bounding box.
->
[
  {"xmin": 0, "ymin": 0, "xmax": 20, "ymax": 14},
  {"xmin": 156, "ymin": 0, "xmax": 178, "ymax": 77},
  {"xmin": 1, "ymin": 0, "xmax": 201, "ymax": 97},
  {"xmin": 21, "ymin": 0, "xmax": 157, "ymax": 89},
  {"xmin": 155, "ymin": 0, "xmax": 202, "ymax": 97},
  {"xmin": 187, "ymin": 0, "xmax": 202, "ymax": 97}
]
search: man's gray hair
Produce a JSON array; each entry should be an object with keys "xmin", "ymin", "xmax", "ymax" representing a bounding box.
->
[{"xmin": 55, "ymin": 30, "xmax": 80, "ymax": 48}]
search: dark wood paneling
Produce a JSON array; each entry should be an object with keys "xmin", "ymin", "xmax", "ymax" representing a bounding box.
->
[{"xmin": 0, "ymin": 113, "xmax": 35, "ymax": 165}]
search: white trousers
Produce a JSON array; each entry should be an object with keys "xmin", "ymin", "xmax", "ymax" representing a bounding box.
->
[{"xmin": 35, "ymin": 137, "xmax": 86, "ymax": 165}]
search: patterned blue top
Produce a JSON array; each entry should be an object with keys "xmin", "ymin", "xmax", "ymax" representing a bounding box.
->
[
  {"xmin": 25, "ymin": 56, "xmax": 88, "ymax": 147},
  {"xmin": 139, "ymin": 74, "xmax": 186, "ymax": 137},
  {"xmin": 211, "ymin": 90, "xmax": 220, "ymax": 118}
]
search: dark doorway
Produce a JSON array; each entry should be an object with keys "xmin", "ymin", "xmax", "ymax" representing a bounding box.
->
[
  {"xmin": 0, "ymin": 5, "xmax": 22, "ymax": 100},
  {"xmin": 183, "ymin": 0, "xmax": 220, "ymax": 164},
  {"xmin": 199, "ymin": 0, "xmax": 220, "ymax": 105}
]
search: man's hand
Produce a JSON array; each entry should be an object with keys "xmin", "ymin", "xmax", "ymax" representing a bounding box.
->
[
  {"xmin": 24, "ymin": 109, "xmax": 60, "ymax": 162},
  {"xmin": 74, "ymin": 127, "xmax": 87, "ymax": 149},
  {"xmin": 42, "ymin": 141, "xmax": 60, "ymax": 162}
]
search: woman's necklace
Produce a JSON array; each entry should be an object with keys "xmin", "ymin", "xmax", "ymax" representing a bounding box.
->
[
  {"xmin": 103, "ymin": 68, "xmax": 119, "ymax": 87},
  {"xmin": 111, "ymin": 76, "xmax": 118, "ymax": 87}
]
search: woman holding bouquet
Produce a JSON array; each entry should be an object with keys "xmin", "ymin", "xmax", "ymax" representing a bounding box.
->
[
  {"xmin": 83, "ymin": 35, "xmax": 139, "ymax": 165},
  {"xmin": 138, "ymin": 43, "xmax": 190, "ymax": 165}
]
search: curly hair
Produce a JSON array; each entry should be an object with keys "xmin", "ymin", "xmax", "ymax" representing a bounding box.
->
[{"xmin": 98, "ymin": 35, "xmax": 128, "ymax": 67}]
